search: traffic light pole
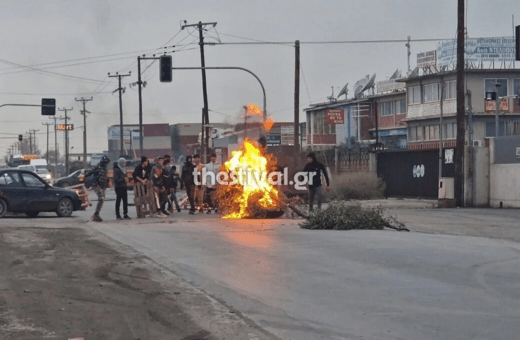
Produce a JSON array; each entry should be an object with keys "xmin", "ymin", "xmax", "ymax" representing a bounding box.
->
[{"xmin": 137, "ymin": 56, "xmax": 160, "ymax": 156}]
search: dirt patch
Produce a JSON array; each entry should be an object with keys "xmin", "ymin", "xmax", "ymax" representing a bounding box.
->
[{"xmin": 0, "ymin": 226, "xmax": 271, "ymax": 340}]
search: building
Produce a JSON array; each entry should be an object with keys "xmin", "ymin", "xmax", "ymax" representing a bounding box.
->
[
  {"xmin": 107, "ymin": 123, "xmax": 171, "ymax": 161},
  {"xmin": 401, "ymin": 69, "xmax": 520, "ymax": 150}
]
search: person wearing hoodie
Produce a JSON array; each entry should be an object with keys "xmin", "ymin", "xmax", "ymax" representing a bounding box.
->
[
  {"xmin": 84, "ymin": 155, "xmax": 110, "ymax": 222},
  {"xmin": 114, "ymin": 157, "xmax": 131, "ymax": 220},
  {"xmin": 303, "ymin": 152, "xmax": 330, "ymax": 211}
]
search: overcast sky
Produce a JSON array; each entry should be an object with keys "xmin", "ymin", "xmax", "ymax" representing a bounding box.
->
[{"xmin": 1, "ymin": 0, "xmax": 519, "ymax": 157}]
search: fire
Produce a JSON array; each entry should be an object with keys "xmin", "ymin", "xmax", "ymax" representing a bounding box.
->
[
  {"xmin": 245, "ymin": 103, "xmax": 262, "ymax": 116},
  {"xmin": 264, "ymin": 116, "xmax": 274, "ymax": 131},
  {"xmin": 219, "ymin": 139, "xmax": 281, "ymax": 219}
]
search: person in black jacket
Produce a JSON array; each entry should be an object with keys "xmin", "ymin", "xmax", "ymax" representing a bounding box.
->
[
  {"xmin": 133, "ymin": 156, "xmax": 151, "ymax": 186},
  {"xmin": 303, "ymin": 152, "xmax": 330, "ymax": 211},
  {"xmin": 152, "ymin": 165, "xmax": 169, "ymax": 217},
  {"xmin": 84, "ymin": 155, "xmax": 110, "ymax": 222},
  {"xmin": 114, "ymin": 157, "xmax": 131, "ymax": 220},
  {"xmin": 181, "ymin": 156, "xmax": 196, "ymax": 214}
]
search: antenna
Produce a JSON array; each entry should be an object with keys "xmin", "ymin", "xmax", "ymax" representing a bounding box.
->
[{"xmin": 327, "ymin": 86, "xmax": 337, "ymax": 103}]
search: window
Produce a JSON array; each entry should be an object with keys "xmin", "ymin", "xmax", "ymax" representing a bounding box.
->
[
  {"xmin": 485, "ymin": 78, "xmax": 508, "ymax": 98},
  {"xmin": 395, "ymin": 99, "xmax": 406, "ymax": 114},
  {"xmin": 445, "ymin": 80, "xmax": 457, "ymax": 99},
  {"xmin": 424, "ymin": 126, "xmax": 430, "ymax": 140},
  {"xmin": 0, "ymin": 172, "xmax": 22, "ymax": 187},
  {"xmin": 423, "ymin": 83, "xmax": 439, "ymax": 102},
  {"xmin": 410, "ymin": 127, "xmax": 417, "ymax": 141},
  {"xmin": 444, "ymin": 123, "xmax": 457, "ymax": 139},
  {"xmin": 21, "ymin": 173, "xmax": 45, "ymax": 188},
  {"xmin": 312, "ymin": 110, "xmax": 336, "ymax": 135},
  {"xmin": 307, "ymin": 112, "xmax": 311, "ymax": 134},
  {"xmin": 514, "ymin": 79, "xmax": 520, "ymax": 98},
  {"xmin": 415, "ymin": 126, "xmax": 423, "ymax": 141},
  {"xmin": 408, "ymin": 86, "xmax": 421, "ymax": 104},
  {"xmin": 504, "ymin": 120, "xmax": 520, "ymax": 136},
  {"xmin": 381, "ymin": 102, "xmax": 393, "ymax": 116}
]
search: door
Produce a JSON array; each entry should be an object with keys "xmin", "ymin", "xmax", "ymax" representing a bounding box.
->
[
  {"xmin": 20, "ymin": 172, "xmax": 56, "ymax": 211},
  {"xmin": 0, "ymin": 171, "xmax": 26, "ymax": 211}
]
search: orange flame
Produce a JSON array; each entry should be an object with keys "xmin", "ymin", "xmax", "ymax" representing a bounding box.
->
[
  {"xmin": 222, "ymin": 139, "xmax": 280, "ymax": 219},
  {"xmin": 264, "ymin": 116, "xmax": 275, "ymax": 131},
  {"xmin": 245, "ymin": 103, "xmax": 262, "ymax": 116}
]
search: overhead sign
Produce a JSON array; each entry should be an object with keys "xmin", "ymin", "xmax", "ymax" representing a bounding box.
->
[
  {"xmin": 417, "ymin": 50, "xmax": 437, "ymax": 68},
  {"xmin": 437, "ymin": 37, "xmax": 516, "ymax": 67},
  {"xmin": 56, "ymin": 124, "xmax": 73, "ymax": 131},
  {"xmin": 325, "ymin": 109, "xmax": 345, "ymax": 124}
]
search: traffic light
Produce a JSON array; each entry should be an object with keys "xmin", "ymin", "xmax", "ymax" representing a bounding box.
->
[
  {"xmin": 41, "ymin": 98, "xmax": 56, "ymax": 116},
  {"xmin": 18, "ymin": 134, "xmax": 23, "ymax": 142},
  {"xmin": 516, "ymin": 25, "xmax": 520, "ymax": 61},
  {"xmin": 159, "ymin": 55, "xmax": 172, "ymax": 83}
]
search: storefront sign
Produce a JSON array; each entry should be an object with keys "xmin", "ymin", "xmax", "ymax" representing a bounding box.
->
[
  {"xmin": 437, "ymin": 37, "xmax": 516, "ymax": 67},
  {"xmin": 325, "ymin": 109, "xmax": 345, "ymax": 124},
  {"xmin": 417, "ymin": 50, "xmax": 437, "ymax": 68}
]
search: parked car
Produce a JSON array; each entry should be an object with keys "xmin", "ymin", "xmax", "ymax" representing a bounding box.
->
[
  {"xmin": 54, "ymin": 169, "xmax": 93, "ymax": 188},
  {"xmin": 0, "ymin": 169, "xmax": 83, "ymax": 218}
]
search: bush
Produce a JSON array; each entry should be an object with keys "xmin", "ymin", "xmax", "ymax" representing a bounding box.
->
[
  {"xmin": 300, "ymin": 202, "xmax": 405, "ymax": 230},
  {"xmin": 326, "ymin": 172, "xmax": 386, "ymax": 200}
]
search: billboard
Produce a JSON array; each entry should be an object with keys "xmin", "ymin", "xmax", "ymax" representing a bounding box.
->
[
  {"xmin": 325, "ymin": 109, "xmax": 345, "ymax": 124},
  {"xmin": 417, "ymin": 50, "xmax": 437, "ymax": 68},
  {"xmin": 437, "ymin": 37, "xmax": 516, "ymax": 67}
]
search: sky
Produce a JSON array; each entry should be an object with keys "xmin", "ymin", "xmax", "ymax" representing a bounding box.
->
[{"xmin": 0, "ymin": 0, "xmax": 519, "ymax": 158}]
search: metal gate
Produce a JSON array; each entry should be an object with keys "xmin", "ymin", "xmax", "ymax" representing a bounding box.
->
[{"xmin": 377, "ymin": 149, "xmax": 456, "ymax": 198}]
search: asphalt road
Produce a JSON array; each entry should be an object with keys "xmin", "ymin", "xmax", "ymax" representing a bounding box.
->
[{"xmin": 77, "ymin": 196, "xmax": 520, "ymax": 340}]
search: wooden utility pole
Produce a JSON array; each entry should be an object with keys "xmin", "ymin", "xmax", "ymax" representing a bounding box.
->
[
  {"xmin": 58, "ymin": 107, "xmax": 73, "ymax": 175},
  {"xmin": 108, "ymin": 72, "xmax": 131, "ymax": 156},
  {"xmin": 455, "ymin": 0, "xmax": 465, "ymax": 206},
  {"xmin": 76, "ymin": 97, "xmax": 93, "ymax": 168},
  {"xmin": 42, "ymin": 122, "xmax": 53, "ymax": 163},
  {"xmin": 181, "ymin": 21, "xmax": 217, "ymax": 162},
  {"xmin": 294, "ymin": 40, "xmax": 300, "ymax": 171}
]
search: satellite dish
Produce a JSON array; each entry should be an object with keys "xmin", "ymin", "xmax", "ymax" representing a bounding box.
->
[
  {"xmin": 353, "ymin": 74, "xmax": 376, "ymax": 99},
  {"xmin": 390, "ymin": 69, "xmax": 401, "ymax": 80},
  {"xmin": 337, "ymin": 83, "xmax": 349, "ymax": 99}
]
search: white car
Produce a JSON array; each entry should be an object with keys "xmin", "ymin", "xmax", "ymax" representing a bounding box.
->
[{"xmin": 18, "ymin": 165, "xmax": 53, "ymax": 184}]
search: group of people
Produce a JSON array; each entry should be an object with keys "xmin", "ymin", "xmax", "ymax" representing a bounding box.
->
[{"xmin": 84, "ymin": 150, "xmax": 330, "ymax": 222}]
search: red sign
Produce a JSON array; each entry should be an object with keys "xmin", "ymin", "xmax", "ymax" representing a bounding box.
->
[
  {"xmin": 485, "ymin": 98, "xmax": 509, "ymax": 112},
  {"xmin": 325, "ymin": 109, "xmax": 345, "ymax": 124}
]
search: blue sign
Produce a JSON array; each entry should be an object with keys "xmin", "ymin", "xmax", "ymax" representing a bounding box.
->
[{"xmin": 266, "ymin": 134, "xmax": 281, "ymax": 145}]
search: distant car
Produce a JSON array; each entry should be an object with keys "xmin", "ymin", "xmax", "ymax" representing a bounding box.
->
[
  {"xmin": 54, "ymin": 169, "xmax": 93, "ymax": 188},
  {"xmin": 0, "ymin": 169, "xmax": 83, "ymax": 218},
  {"xmin": 18, "ymin": 164, "xmax": 53, "ymax": 184}
]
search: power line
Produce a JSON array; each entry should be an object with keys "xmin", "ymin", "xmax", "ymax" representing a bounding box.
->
[{"xmin": 210, "ymin": 37, "xmax": 470, "ymax": 46}]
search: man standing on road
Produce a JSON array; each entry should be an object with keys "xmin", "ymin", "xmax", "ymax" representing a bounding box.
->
[
  {"xmin": 84, "ymin": 155, "xmax": 110, "ymax": 222},
  {"xmin": 152, "ymin": 166, "xmax": 169, "ymax": 217},
  {"xmin": 303, "ymin": 152, "xmax": 330, "ymax": 211},
  {"xmin": 181, "ymin": 156, "xmax": 196, "ymax": 214},
  {"xmin": 168, "ymin": 165, "xmax": 181, "ymax": 213},
  {"xmin": 193, "ymin": 155, "xmax": 205, "ymax": 213},
  {"xmin": 114, "ymin": 157, "xmax": 131, "ymax": 220},
  {"xmin": 204, "ymin": 153, "xmax": 219, "ymax": 214}
]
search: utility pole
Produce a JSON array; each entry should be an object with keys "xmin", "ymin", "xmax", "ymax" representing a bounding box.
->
[
  {"xmin": 28, "ymin": 129, "xmax": 39, "ymax": 154},
  {"xmin": 108, "ymin": 72, "xmax": 131, "ymax": 156},
  {"xmin": 76, "ymin": 97, "xmax": 93, "ymax": 168},
  {"xmin": 181, "ymin": 21, "xmax": 217, "ymax": 162},
  {"xmin": 42, "ymin": 122, "xmax": 53, "ymax": 163},
  {"xmin": 455, "ymin": 0, "xmax": 465, "ymax": 206},
  {"xmin": 49, "ymin": 117, "xmax": 58, "ymax": 177},
  {"xmin": 27, "ymin": 130, "xmax": 32, "ymax": 154},
  {"xmin": 294, "ymin": 40, "xmax": 300, "ymax": 171},
  {"xmin": 58, "ymin": 107, "xmax": 73, "ymax": 175},
  {"xmin": 137, "ymin": 56, "xmax": 144, "ymax": 156}
]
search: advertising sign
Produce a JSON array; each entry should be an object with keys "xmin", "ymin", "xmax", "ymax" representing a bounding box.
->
[
  {"xmin": 417, "ymin": 50, "xmax": 437, "ymax": 68},
  {"xmin": 437, "ymin": 37, "xmax": 516, "ymax": 67},
  {"xmin": 485, "ymin": 98, "xmax": 509, "ymax": 112},
  {"xmin": 266, "ymin": 134, "xmax": 281, "ymax": 146},
  {"xmin": 56, "ymin": 124, "xmax": 74, "ymax": 131},
  {"xmin": 325, "ymin": 109, "xmax": 345, "ymax": 124}
]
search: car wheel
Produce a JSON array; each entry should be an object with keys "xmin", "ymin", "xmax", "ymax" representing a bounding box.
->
[
  {"xmin": 26, "ymin": 211, "xmax": 39, "ymax": 218},
  {"xmin": 0, "ymin": 199, "xmax": 7, "ymax": 218},
  {"xmin": 56, "ymin": 198, "xmax": 73, "ymax": 217}
]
